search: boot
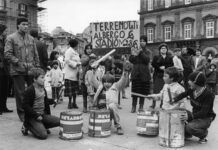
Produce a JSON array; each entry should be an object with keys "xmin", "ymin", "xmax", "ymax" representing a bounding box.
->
[
  {"xmin": 131, "ymin": 105, "xmax": 136, "ymax": 113},
  {"xmin": 73, "ymin": 103, "xmax": 79, "ymax": 109},
  {"xmin": 117, "ymin": 127, "xmax": 124, "ymax": 135},
  {"xmin": 138, "ymin": 105, "xmax": 144, "ymax": 112}
]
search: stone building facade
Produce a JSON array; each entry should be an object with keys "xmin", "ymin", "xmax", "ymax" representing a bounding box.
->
[
  {"xmin": 0, "ymin": 0, "xmax": 45, "ymax": 34},
  {"xmin": 139, "ymin": 0, "xmax": 218, "ymax": 56}
]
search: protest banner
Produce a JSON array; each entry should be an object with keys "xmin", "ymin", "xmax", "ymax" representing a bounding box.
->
[{"xmin": 90, "ymin": 21, "xmax": 139, "ymax": 49}]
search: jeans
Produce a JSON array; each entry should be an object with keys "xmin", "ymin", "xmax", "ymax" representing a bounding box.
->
[
  {"xmin": 81, "ymin": 83, "xmax": 88, "ymax": 109},
  {"xmin": 13, "ymin": 75, "xmax": 33, "ymax": 121},
  {"xmin": 108, "ymin": 103, "xmax": 121, "ymax": 128},
  {"xmin": 186, "ymin": 117, "xmax": 212, "ymax": 139},
  {"xmin": 28, "ymin": 114, "xmax": 60, "ymax": 139}
]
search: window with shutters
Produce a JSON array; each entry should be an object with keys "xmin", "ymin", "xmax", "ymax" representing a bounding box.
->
[
  {"xmin": 164, "ymin": 26, "xmax": 171, "ymax": 41},
  {"xmin": 206, "ymin": 21, "xmax": 214, "ymax": 38},
  {"xmin": 165, "ymin": 0, "xmax": 171, "ymax": 8},
  {"xmin": 203, "ymin": 14, "xmax": 217, "ymax": 39},
  {"xmin": 147, "ymin": 0, "xmax": 153, "ymax": 11},
  {"xmin": 0, "ymin": 0, "xmax": 6, "ymax": 10},
  {"xmin": 147, "ymin": 28, "xmax": 154, "ymax": 43},
  {"xmin": 184, "ymin": 23, "xmax": 192, "ymax": 39}
]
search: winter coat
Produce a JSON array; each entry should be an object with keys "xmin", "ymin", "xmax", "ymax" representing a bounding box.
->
[
  {"xmin": 64, "ymin": 47, "xmax": 81, "ymax": 81},
  {"xmin": 4, "ymin": 31, "xmax": 40, "ymax": 75},
  {"xmin": 129, "ymin": 50, "xmax": 151, "ymax": 82}
]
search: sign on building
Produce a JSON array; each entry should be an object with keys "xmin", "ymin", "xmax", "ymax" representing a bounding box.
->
[{"xmin": 90, "ymin": 21, "xmax": 139, "ymax": 49}]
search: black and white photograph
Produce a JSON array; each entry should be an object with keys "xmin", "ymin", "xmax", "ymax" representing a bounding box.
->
[{"xmin": 0, "ymin": 0, "xmax": 218, "ymax": 150}]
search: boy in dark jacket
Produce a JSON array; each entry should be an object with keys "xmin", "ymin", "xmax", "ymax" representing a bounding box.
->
[
  {"xmin": 205, "ymin": 63, "xmax": 217, "ymax": 93},
  {"xmin": 173, "ymin": 71, "xmax": 216, "ymax": 144},
  {"xmin": 22, "ymin": 68, "xmax": 60, "ymax": 140}
]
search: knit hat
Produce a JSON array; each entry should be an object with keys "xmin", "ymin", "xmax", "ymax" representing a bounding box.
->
[
  {"xmin": 102, "ymin": 73, "xmax": 115, "ymax": 83},
  {"xmin": 17, "ymin": 18, "xmax": 28, "ymax": 26},
  {"xmin": 0, "ymin": 24, "xmax": 6, "ymax": 34},
  {"xmin": 189, "ymin": 71, "xmax": 206, "ymax": 87}
]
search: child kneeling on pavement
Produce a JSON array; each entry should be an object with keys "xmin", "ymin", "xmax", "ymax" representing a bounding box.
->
[
  {"xmin": 21, "ymin": 68, "xmax": 60, "ymax": 140},
  {"xmin": 93, "ymin": 71, "xmax": 128, "ymax": 135},
  {"xmin": 173, "ymin": 71, "xmax": 216, "ymax": 144}
]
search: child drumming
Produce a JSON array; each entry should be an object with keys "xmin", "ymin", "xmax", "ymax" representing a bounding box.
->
[
  {"xmin": 146, "ymin": 66, "xmax": 185, "ymax": 110},
  {"xmin": 49, "ymin": 60, "xmax": 63, "ymax": 103},
  {"xmin": 93, "ymin": 70, "xmax": 129, "ymax": 135},
  {"xmin": 21, "ymin": 68, "xmax": 60, "ymax": 140}
]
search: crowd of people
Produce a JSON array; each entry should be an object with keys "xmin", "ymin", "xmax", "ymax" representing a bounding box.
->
[{"xmin": 0, "ymin": 18, "xmax": 216, "ymax": 144}]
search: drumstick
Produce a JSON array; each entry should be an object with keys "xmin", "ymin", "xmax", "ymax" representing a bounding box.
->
[{"xmin": 131, "ymin": 92, "xmax": 152, "ymax": 99}]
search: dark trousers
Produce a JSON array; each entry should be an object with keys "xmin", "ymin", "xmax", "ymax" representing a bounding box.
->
[
  {"xmin": 13, "ymin": 75, "xmax": 33, "ymax": 121},
  {"xmin": 7, "ymin": 76, "xmax": 14, "ymax": 97},
  {"xmin": 185, "ymin": 112, "xmax": 213, "ymax": 139},
  {"xmin": 0, "ymin": 68, "xmax": 9, "ymax": 112},
  {"xmin": 81, "ymin": 83, "xmax": 87, "ymax": 108},
  {"xmin": 28, "ymin": 114, "xmax": 60, "ymax": 139},
  {"xmin": 132, "ymin": 96, "xmax": 144, "ymax": 106}
]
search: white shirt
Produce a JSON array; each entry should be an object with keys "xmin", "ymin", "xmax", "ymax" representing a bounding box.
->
[
  {"xmin": 151, "ymin": 82, "xmax": 186, "ymax": 110},
  {"xmin": 195, "ymin": 57, "xmax": 200, "ymax": 69},
  {"xmin": 173, "ymin": 56, "xmax": 184, "ymax": 71}
]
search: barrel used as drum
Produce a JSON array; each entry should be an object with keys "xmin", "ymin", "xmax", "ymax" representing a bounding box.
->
[
  {"xmin": 136, "ymin": 109, "xmax": 159, "ymax": 136},
  {"xmin": 59, "ymin": 111, "xmax": 83, "ymax": 140},
  {"xmin": 88, "ymin": 109, "xmax": 111, "ymax": 137},
  {"xmin": 159, "ymin": 109, "xmax": 186, "ymax": 148}
]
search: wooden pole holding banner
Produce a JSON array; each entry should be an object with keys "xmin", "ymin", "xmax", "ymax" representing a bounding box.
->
[{"xmin": 91, "ymin": 49, "xmax": 116, "ymax": 68}]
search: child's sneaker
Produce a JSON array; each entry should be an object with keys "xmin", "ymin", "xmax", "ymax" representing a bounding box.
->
[
  {"xmin": 199, "ymin": 138, "xmax": 207, "ymax": 144},
  {"xmin": 21, "ymin": 125, "xmax": 28, "ymax": 136},
  {"xmin": 117, "ymin": 127, "xmax": 124, "ymax": 135}
]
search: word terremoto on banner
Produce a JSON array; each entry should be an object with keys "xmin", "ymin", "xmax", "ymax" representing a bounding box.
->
[{"xmin": 90, "ymin": 21, "xmax": 139, "ymax": 49}]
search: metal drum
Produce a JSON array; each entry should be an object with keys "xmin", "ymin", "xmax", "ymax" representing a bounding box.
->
[
  {"xmin": 159, "ymin": 109, "xmax": 186, "ymax": 148},
  {"xmin": 136, "ymin": 109, "xmax": 159, "ymax": 136},
  {"xmin": 88, "ymin": 109, "xmax": 111, "ymax": 137},
  {"xmin": 59, "ymin": 111, "xmax": 83, "ymax": 140}
]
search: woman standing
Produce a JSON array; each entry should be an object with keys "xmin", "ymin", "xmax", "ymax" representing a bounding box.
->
[
  {"xmin": 64, "ymin": 39, "xmax": 81, "ymax": 109},
  {"xmin": 151, "ymin": 43, "xmax": 173, "ymax": 108},
  {"xmin": 80, "ymin": 44, "xmax": 94, "ymax": 113},
  {"xmin": 129, "ymin": 36, "xmax": 151, "ymax": 113}
]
